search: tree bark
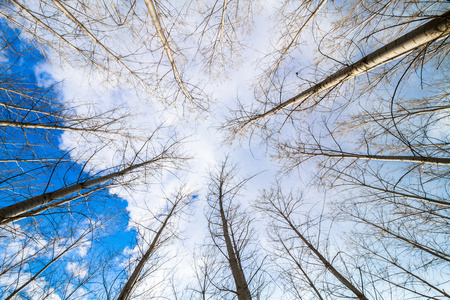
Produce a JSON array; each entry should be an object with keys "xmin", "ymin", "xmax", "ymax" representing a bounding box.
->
[
  {"xmin": 262, "ymin": 193, "xmax": 368, "ymax": 300},
  {"xmin": 357, "ymin": 181, "xmax": 450, "ymax": 207},
  {"xmin": 0, "ymin": 120, "xmax": 143, "ymax": 140},
  {"xmin": 116, "ymin": 199, "xmax": 180, "ymax": 300},
  {"xmin": 5, "ymin": 186, "xmax": 103, "ymax": 224},
  {"xmin": 0, "ymin": 156, "xmax": 164, "ymax": 225},
  {"xmin": 217, "ymin": 180, "xmax": 252, "ymax": 300},
  {"xmin": 353, "ymin": 215, "xmax": 450, "ymax": 263},
  {"xmin": 143, "ymin": 0, "xmax": 193, "ymax": 103},
  {"xmin": 244, "ymin": 11, "xmax": 450, "ymax": 127},
  {"xmin": 284, "ymin": 218, "xmax": 368, "ymax": 300},
  {"xmin": 286, "ymin": 146, "xmax": 450, "ymax": 165}
]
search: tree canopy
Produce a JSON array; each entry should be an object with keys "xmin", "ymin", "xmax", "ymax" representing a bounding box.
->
[{"xmin": 0, "ymin": 1, "xmax": 449, "ymax": 299}]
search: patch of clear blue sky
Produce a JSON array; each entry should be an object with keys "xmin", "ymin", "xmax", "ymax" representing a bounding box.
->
[{"xmin": 0, "ymin": 17, "xmax": 136, "ymax": 265}]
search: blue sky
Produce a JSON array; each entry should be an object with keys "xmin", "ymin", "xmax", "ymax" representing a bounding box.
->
[{"xmin": 0, "ymin": 21, "xmax": 139, "ymax": 299}]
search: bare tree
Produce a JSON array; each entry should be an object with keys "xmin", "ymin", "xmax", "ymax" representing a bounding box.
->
[
  {"xmin": 189, "ymin": 247, "xmax": 219, "ymax": 300},
  {"xmin": 116, "ymin": 186, "xmax": 193, "ymax": 300},
  {"xmin": 193, "ymin": 0, "xmax": 259, "ymax": 77},
  {"xmin": 257, "ymin": 187, "xmax": 368, "ymax": 300},
  {"xmin": 143, "ymin": 0, "xmax": 197, "ymax": 108},
  {"xmin": 0, "ymin": 134, "xmax": 185, "ymax": 225},
  {"xmin": 228, "ymin": 10, "xmax": 450, "ymax": 135},
  {"xmin": 3, "ymin": 0, "xmax": 156, "ymax": 94},
  {"xmin": 205, "ymin": 159, "xmax": 266, "ymax": 300},
  {"xmin": 2, "ymin": 0, "xmax": 212, "ymax": 112},
  {"xmin": 255, "ymin": 0, "xmax": 327, "ymax": 96},
  {"xmin": 0, "ymin": 214, "xmax": 112, "ymax": 300},
  {"xmin": 336, "ymin": 195, "xmax": 450, "ymax": 299}
]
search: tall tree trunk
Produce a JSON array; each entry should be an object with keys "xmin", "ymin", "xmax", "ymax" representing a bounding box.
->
[
  {"xmin": 284, "ymin": 145, "xmax": 450, "ymax": 165},
  {"xmin": 279, "ymin": 214, "xmax": 368, "ymax": 300},
  {"xmin": 5, "ymin": 186, "xmax": 103, "ymax": 224},
  {"xmin": 353, "ymin": 215, "xmax": 450, "ymax": 263},
  {"xmin": 217, "ymin": 181, "xmax": 252, "ymax": 300},
  {"xmin": 0, "ymin": 156, "xmax": 165, "ymax": 225},
  {"xmin": 143, "ymin": 0, "xmax": 193, "ymax": 104},
  {"xmin": 243, "ymin": 11, "xmax": 450, "ymax": 127},
  {"xmin": 369, "ymin": 248, "xmax": 450, "ymax": 298},
  {"xmin": 0, "ymin": 120, "xmax": 142, "ymax": 140},
  {"xmin": 116, "ymin": 198, "xmax": 180, "ymax": 300},
  {"xmin": 356, "ymin": 180, "xmax": 450, "ymax": 207},
  {"xmin": 0, "ymin": 101, "xmax": 62, "ymax": 118},
  {"xmin": 270, "ymin": 201, "xmax": 368, "ymax": 300}
]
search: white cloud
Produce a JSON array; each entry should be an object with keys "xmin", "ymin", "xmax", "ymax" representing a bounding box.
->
[
  {"xmin": 22, "ymin": 1, "xmax": 295, "ymax": 297},
  {"xmin": 66, "ymin": 262, "xmax": 88, "ymax": 278}
]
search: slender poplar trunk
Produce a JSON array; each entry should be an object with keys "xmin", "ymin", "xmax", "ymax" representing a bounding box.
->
[
  {"xmin": 0, "ymin": 158, "xmax": 70, "ymax": 163},
  {"xmin": 244, "ymin": 11, "xmax": 450, "ymax": 127},
  {"xmin": 217, "ymin": 182, "xmax": 252, "ymax": 300},
  {"xmin": 116, "ymin": 200, "xmax": 179, "ymax": 300},
  {"xmin": 5, "ymin": 186, "xmax": 103, "ymax": 224},
  {"xmin": 281, "ymin": 216, "xmax": 367, "ymax": 300},
  {"xmin": 143, "ymin": 0, "xmax": 193, "ymax": 104},
  {"xmin": 288, "ymin": 147, "xmax": 450, "ymax": 165},
  {"xmin": 0, "ymin": 120, "xmax": 143, "ymax": 140},
  {"xmin": 0, "ymin": 101, "xmax": 62, "ymax": 118},
  {"xmin": 0, "ymin": 157, "xmax": 164, "ymax": 225},
  {"xmin": 371, "ymin": 250, "xmax": 450, "ymax": 298},
  {"xmin": 358, "ymin": 181, "xmax": 450, "ymax": 207}
]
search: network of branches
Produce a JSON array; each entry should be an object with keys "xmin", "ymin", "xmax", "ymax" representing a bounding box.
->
[{"xmin": 0, "ymin": 0, "xmax": 449, "ymax": 299}]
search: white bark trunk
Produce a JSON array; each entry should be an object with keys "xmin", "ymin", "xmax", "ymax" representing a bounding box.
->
[
  {"xmin": 116, "ymin": 200, "xmax": 179, "ymax": 300},
  {"xmin": 355, "ymin": 215, "xmax": 450, "ymax": 263},
  {"xmin": 0, "ymin": 101, "xmax": 62, "ymax": 118},
  {"xmin": 217, "ymin": 182, "xmax": 252, "ymax": 300},
  {"xmin": 286, "ymin": 219, "xmax": 368, "ymax": 300},
  {"xmin": 0, "ymin": 157, "xmax": 163, "ymax": 224},
  {"xmin": 144, "ymin": 0, "xmax": 193, "ymax": 103},
  {"xmin": 5, "ymin": 187, "xmax": 103, "ymax": 224},
  {"xmin": 245, "ymin": 11, "xmax": 450, "ymax": 126},
  {"xmin": 0, "ymin": 120, "xmax": 144, "ymax": 140},
  {"xmin": 290, "ymin": 148, "xmax": 450, "ymax": 165},
  {"xmin": 358, "ymin": 182, "xmax": 450, "ymax": 207}
]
